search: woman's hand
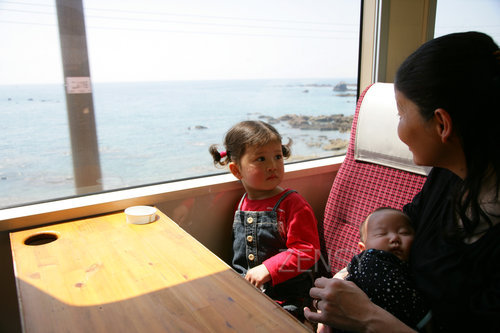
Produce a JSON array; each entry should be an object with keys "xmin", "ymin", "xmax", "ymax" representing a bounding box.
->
[
  {"xmin": 245, "ymin": 264, "xmax": 271, "ymax": 289},
  {"xmin": 316, "ymin": 323, "xmax": 333, "ymax": 333},
  {"xmin": 304, "ymin": 277, "xmax": 373, "ymax": 331},
  {"xmin": 304, "ymin": 277, "xmax": 415, "ymax": 332}
]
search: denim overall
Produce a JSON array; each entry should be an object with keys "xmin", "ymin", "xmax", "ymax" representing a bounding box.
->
[{"xmin": 232, "ymin": 190, "xmax": 313, "ymax": 320}]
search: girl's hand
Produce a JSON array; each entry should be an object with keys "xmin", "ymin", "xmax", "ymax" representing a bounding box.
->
[{"xmin": 245, "ymin": 264, "xmax": 271, "ymax": 289}]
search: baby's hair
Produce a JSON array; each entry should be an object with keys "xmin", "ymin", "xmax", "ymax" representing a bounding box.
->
[
  {"xmin": 209, "ymin": 120, "xmax": 291, "ymax": 166},
  {"xmin": 359, "ymin": 207, "xmax": 412, "ymax": 242}
]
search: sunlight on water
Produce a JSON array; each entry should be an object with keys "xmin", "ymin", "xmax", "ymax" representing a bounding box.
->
[{"xmin": 0, "ymin": 78, "xmax": 356, "ymax": 207}]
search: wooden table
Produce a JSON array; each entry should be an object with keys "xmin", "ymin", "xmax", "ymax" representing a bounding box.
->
[{"xmin": 10, "ymin": 210, "xmax": 310, "ymax": 332}]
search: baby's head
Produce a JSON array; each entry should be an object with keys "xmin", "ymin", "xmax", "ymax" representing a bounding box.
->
[{"xmin": 358, "ymin": 207, "xmax": 415, "ymax": 261}]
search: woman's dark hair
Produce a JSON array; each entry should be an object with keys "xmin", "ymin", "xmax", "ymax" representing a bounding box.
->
[
  {"xmin": 395, "ymin": 31, "xmax": 500, "ymax": 239},
  {"xmin": 209, "ymin": 120, "xmax": 291, "ymax": 166}
]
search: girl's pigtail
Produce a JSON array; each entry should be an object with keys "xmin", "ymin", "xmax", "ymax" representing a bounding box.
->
[
  {"xmin": 209, "ymin": 144, "xmax": 229, "ymax": 166},
  {"xmin": 282, "ymin": 138, "xmax": 292, "ymax": 159}
]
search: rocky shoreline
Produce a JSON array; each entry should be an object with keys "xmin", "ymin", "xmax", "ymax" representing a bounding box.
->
[
  {"xmin": 259, "ymin": 113, "xmax": 353, "ymax": 132},
  {"xmin": 192, "ymin": 112, "xmax": 352, "ymax": 152},
  {"xmin": 190, "ymin": 80, "xmax": 356, "ymax": 153},
  {"xmin": 258, "ymin": 113, "xmax": 352, "ymax": 152}
]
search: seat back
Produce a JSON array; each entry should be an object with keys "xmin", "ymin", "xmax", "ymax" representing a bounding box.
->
[{"xmin": 320, "ymin": 83, "xmax": 427, "ymax": 274}]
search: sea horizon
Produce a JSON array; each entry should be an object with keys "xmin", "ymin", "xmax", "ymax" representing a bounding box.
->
[{"xmin": 1, "ymin": 77, "xmax": 357, "ymax": 208}]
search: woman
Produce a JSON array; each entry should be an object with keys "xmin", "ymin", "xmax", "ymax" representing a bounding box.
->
[{"xmin": 305, "ymin": 31, "xmax": 500, "ymax": 332}]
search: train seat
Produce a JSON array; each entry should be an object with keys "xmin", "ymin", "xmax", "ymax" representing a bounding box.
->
[{"xmin": 320, "ymin": 82, "xmax": 429, "ymax": 275}]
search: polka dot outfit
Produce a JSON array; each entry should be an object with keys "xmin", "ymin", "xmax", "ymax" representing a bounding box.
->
[{"xmin": 346, "ymin": 249, "xmax": 429, "ymax": 329}]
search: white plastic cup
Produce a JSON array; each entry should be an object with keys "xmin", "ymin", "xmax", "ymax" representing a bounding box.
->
[{"xmin": 124, "ymin": 206, "xmax": 157, "ymax": 225}]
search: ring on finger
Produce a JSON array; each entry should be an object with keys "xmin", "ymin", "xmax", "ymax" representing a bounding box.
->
[{"xmin": 312, "ymin": 298, "xmax": 320, "ymax": 310}]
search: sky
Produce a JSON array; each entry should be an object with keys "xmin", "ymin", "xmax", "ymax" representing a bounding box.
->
[
  {"xmin": 0, "ymin": 0, "xmax": 361, "ymax": 84},
  {"xmin": 434, "ymin": 0, "xmax": 500, "ymax": 40},
  {"xmin": 0, "ymin": 0, "xmax": 498, "ymax": 85}
]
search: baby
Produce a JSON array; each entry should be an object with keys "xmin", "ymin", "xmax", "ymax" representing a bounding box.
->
[{"xmin": 334, "ymin": 207, "xmax": 430, "ymax": 331}]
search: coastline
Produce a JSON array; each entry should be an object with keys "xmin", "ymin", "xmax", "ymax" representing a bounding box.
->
[{"xmin": 1, "ymin": 78, "xmax": 356, "ymax": 208}]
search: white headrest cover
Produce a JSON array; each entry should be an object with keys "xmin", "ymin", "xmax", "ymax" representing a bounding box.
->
[{"xmin": 354, "ymin": 83, "xmax": 430, "ymax": 176}]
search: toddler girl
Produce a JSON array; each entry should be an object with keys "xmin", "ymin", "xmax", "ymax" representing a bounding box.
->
[{"xmin": 209, "ymin": 120, "xmax": 321, "ymax": 321}]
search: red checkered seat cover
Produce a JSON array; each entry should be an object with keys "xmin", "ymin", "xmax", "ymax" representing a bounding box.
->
[{"xmin": 320, "ymin": 84, "xmax": 427, "ymax": 274}]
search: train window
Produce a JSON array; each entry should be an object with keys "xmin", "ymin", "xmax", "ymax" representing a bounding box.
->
[
  {"xmin": 434, "ymin": 0, "xmax": 499, "ymax": 43},
  {"xmin": 0, "ymin": 1, "xmax": 361, "ymax": 209}
]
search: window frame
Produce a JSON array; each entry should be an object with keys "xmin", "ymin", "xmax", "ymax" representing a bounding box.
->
[
  {"xmin": 0, "ymin": 156, "xmax": 344, "ymax": 231},
  {"xmin": 0, "ymin": 0, "xmax": 439, "ymax": 231}
]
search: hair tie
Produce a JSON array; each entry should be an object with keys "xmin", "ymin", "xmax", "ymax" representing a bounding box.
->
[{"xmin": 219, "ymin": 151, "xmax": 227, "ymax": 158}]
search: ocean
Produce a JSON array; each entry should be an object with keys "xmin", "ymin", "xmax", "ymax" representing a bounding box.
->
[{"xmin": 0, "ymin": 78, "xmax": 357, "ymax": 208}]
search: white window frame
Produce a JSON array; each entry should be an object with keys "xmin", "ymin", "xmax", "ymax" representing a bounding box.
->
[{"xmin": 0, "ymin": 0, "xmax": 438, "ymax": 231}]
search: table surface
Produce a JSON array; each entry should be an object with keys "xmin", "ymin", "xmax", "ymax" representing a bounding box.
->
[{"xmin": 10, "ymin": 209, "xmax": 310, "ymax": 332}]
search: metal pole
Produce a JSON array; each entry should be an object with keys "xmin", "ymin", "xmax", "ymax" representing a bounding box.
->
[{"xmin": 55, "ymin": 0, "xmax": 102, "ymax": 194}]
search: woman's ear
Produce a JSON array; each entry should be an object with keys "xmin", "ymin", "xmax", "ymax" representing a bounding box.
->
[
  {"xmin": 358, "ymin": 242, "xmax": 366, "ymax": 252},
  {"xmin": 229, "ymin": 162, "xmax": 242, "ymax": 179},
  {"xmin": 433, "ymin": 108, "xmax": 453, "ymax": 143}
]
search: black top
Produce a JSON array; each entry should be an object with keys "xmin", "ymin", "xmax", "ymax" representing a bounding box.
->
[
  {"xmin": 404, "ymin": 167, "xmax": 500, "ymax": 332},
  {"xmin": 346, "ymin": 249, "xmax": 429, "ymax": 329}
]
